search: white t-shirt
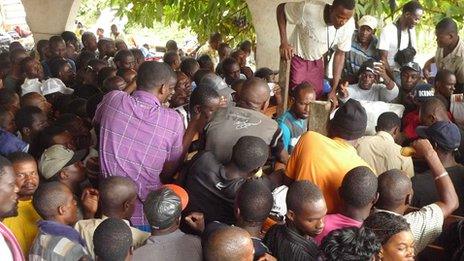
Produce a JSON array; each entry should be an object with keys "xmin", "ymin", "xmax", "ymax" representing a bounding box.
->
[
  {"xmin": 285, "ymin": 0, "xmax": 355, "ymax": 61},
  {"xmin": 343, "ymin": 83, "xmax": 399, "ymax": 102},
  {"xmin": 378, "ymin": 23, "xmax": 417, "ymax": 70}
]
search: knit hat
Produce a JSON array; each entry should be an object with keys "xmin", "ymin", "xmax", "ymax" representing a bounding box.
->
[{"xmin": 330, "ymin": 99, "xmax": 367, "ymax": 140}]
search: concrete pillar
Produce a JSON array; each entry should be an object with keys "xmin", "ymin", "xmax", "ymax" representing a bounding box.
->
[
  {"xmin": 246, "ymin": 0, "xmax": 296, "ymax": 70},
  {"xmin": 21, "ymin": 0, "xmax": 81, "ymax": 42}
]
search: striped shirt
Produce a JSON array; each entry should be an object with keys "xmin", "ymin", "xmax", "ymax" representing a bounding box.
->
[
  {"xmin": 344, "ymin": 31, "xmax": 379, "ymax": 79},
  {"xmin": 29, "ymin": 221, "xmax": 90, "ymax": 261},
  {"xmin": 94, "ymin": 90, "xmax": 184, "ymax": 226}
]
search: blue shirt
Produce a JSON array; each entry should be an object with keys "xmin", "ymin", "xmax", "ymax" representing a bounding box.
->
[
  {"xmin": 277, "ymin": 110, "xmax": 307, "ymax": 153},
  {"xmin": 0, "ymin": 129, "xmax": 28, "ymax": 156}
]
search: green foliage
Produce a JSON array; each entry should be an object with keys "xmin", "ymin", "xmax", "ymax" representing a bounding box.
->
[
  {"xmin": 109, "ymin": 0, "xmax": 253, "ymax": 46},
  {"xmin": 83, "ymin": 0, "xmax": 464, "ymax": 48},
  {"xmin": 356, "ymin": 0, "xmax": 464, "ymax": 27},
  {"xmin": 77, "ymin": 0, "xmax": 109, "ymax": 26}
]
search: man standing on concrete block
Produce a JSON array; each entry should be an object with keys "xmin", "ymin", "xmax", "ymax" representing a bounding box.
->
[{"xmin": 277, "ymin": 0, "xmax": 356, "ymax": 106}]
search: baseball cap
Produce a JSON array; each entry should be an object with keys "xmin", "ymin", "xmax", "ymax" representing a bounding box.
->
[
  {"xmin": 358, "ymin": 15, "xmax": 378, "ymax": 30},
  {"xmin": 39, "ymin": 144, "xmax": 87, "ymax": 180},
  {"xmin": 42, "ymin": 78, "xmax": 74, "ymax": 96},
  {"xmin": 21, "ymin": 78, "xmax": 43, "ymax": 96},
  {"xmin": 163, "ymin": 184, "xmax": 189, "ymax": 210},
  {"xmin": 400, "ymin": 62, "xmax": 421, "ymax": 73},
  {"xmin": 330, "ymin": 99, "xmax": 367, "ymax": 140},
  {"xmin": 416, "ymin": 121, "xmax": 461, "ymax": 151},
  {"xmin": 413, "ymin": 83, "xmax": 434, "ymax": 102}
]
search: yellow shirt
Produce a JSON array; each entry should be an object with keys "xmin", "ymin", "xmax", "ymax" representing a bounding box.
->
[
  {"xmin": 3, "ymin": 199, "xmax": 41, "ymax": 256},
  {"xmin": 286, "ymin": 131, "xmax": 372, "ymax": 213}
]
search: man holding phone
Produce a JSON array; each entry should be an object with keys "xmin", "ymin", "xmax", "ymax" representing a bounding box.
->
[{"xmin": 339, "ymin": 60, "xmax": 398, "ymax": 102}]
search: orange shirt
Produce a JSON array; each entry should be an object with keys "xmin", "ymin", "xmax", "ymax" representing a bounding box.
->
[{"xmin": 286, "ymin": 131, "xmax": 372, "ymax": 213}]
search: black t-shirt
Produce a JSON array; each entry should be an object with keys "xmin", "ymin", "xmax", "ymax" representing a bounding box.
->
[
  {"xmin": 412, "ymin": 165, "xmax": 464, "ymax": 216},
  {"xmin": 263, "ymin": 224, "xmax": 320, "ymax": 261},
  {"xmin": 184, "ymin": 151, "xmax": 246, "ymax": 225}
]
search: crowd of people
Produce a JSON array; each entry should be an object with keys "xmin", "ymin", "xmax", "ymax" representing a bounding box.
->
[{"xmin": 0, "ymin": 0, "xmax": 464, "ymax": 260}]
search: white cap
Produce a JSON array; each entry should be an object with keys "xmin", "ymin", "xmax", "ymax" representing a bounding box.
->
[
  {"xmin": 21, "ymin": 78, "xmax": 43, "ymax": 96},
  {"xmin": 42, "ymin": 78, "xmax": 74, "ymax": 96},
  {"xmin": 358, "ymin": 15, "xmax": 378, "ymax": 30}
]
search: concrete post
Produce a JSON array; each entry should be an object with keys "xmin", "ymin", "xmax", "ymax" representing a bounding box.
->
[
  {"xmin": 246, "ymin": 0, "xmax": 297, "ymax": 70},
  {"xmin": 21, "ymin": 0, "xmax": 81, "ymax": 42}
]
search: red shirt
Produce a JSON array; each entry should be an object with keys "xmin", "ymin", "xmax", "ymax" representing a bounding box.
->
[
  {"xmin": 402, "ymin": 110, "xmax": 420, "ymax": 141},
  {"xmin": 403, "ymin": 110, "xmax": 453, "ymax": 142}
]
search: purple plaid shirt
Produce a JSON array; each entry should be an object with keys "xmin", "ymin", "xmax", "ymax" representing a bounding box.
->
[{"xmin": 94, "ymin": 90, "xmax": 184, "ymax": 226}]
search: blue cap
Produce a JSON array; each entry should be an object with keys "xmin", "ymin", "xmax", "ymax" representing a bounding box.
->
[{"xmin": 416, "ymin": 121, "xmax": 461, "ymax": 151}]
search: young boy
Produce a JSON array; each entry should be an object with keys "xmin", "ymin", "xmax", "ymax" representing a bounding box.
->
[
  {"xmin": 313, "ymin": 166, "xmax": 378, "ymax": 244},
  {"xmin": 3, "ymin": 152, "xmax": 41, "ymax": 257},
  {"xmin": 263, "ymin": 181, "xmax": 327, "ymax": 260},
  {"xmin": 184, "ymin": 136, "xmax": 271, "ymax": 225},
  {"xmin": 30, "ymin": 182, "xmax": 90, "ymax": 260}
]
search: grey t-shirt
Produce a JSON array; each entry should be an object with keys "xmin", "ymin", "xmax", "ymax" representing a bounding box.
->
[
  {"xmin": 133, "ymin": 230, "xmax": 202, "ymax": 261},
  {"xmin": 205, "ymin": 106, "xmax": 280, "ymax": 163}
]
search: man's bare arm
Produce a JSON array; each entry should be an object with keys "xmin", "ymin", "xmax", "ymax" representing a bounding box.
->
[
  {"xmin": 412, "ymin": 139, "xmax": 459, "ymax": 217},
  {"xmin": 277, "ymin": 3, "xmax": 294, "ymax": 60}
]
